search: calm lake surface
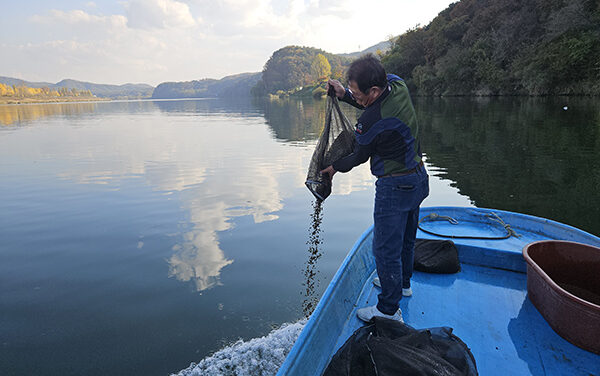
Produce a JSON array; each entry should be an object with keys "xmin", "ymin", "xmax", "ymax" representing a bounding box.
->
[{"xmin": 1, "ymin": 96, "xmax": 598, "ymax": 375}]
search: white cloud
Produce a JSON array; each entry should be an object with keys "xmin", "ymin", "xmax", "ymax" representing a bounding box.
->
[
  {"xmin": 2, "ymin": 0, "xmax": 456, "ymax": 85},
  {"xmin": 31, "ymin": 9, "xmax": 126, "ymax": 28},
  {"xmin": 125, "ymin": 0, "xmax": 196, "ymax": 29}
]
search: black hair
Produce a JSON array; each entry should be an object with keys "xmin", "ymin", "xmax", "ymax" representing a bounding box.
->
[{"xmin": 346, "ymin": 54, "xmax": 387, "ymax": 94}]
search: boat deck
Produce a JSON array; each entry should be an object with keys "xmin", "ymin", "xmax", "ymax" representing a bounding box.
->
[
  {"xmin": 278, "ymin": 207, "xmax": 600, "ymax": 376},
  {"xmin": 336, "ymin": 264, "xmax": 599, "ymax": 376}
]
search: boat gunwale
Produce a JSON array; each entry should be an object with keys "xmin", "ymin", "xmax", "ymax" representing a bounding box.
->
[{"xmin": 419, "ymin": 206, "xmax": 600, "ymax": 246}]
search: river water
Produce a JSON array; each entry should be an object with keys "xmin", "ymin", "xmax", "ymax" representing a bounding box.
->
[{"xmin": 0, "ymin": 96, "xmax": 598, "ymax": 375}]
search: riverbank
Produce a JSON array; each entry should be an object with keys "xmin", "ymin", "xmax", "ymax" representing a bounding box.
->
[{"xmin": 0, "ymin": 96, "xmax": 111, "ymax": 105}]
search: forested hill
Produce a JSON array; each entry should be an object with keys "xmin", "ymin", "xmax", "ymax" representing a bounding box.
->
[
  {"xmin": 252, "ymin": 46, "xmax": 351, "ymax": 95},
  {"xmin": 382, "ymin": 0, "xmax": 600, "ymax": 96},
  {"xmin": 151, "ymin": 72, "xmax": 261, "ymax": 99},
  {"xmin": 255, "ymin": 0, "xmax": 599, "ymax": 96}
]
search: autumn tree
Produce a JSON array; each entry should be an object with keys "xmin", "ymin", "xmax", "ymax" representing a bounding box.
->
[
  {"xmin": 311, "ymin": 53, "xmax": 331, "ymax": 81},
  {"xmin": 0, "ymin": 83, "xmax": 15, "ymax": 96},
  {"xmin": 0, "ymin": 83, "xmax": 92, "ymax": 98}
]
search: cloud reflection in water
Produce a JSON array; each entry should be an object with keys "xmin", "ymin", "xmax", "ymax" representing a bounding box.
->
[{"xmin": 4, "ymin": 99, "xmax": 380, "ymax": 293}]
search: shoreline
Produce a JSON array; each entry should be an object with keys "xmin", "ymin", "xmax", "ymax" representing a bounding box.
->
[
  {"xmin": 0, "ymin": 97, "xmax": 214, "ymax": 105},
  {"xmin": 0, "ymin": 97, "xmax": 111, "ymax": 105}
]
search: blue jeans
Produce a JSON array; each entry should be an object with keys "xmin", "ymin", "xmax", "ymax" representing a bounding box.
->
[{"xmin": 373, "ymin": 164, "xmax": 429, "ymax": 315}]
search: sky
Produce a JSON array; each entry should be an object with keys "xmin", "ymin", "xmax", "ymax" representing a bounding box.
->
[{"xmin": 0, "ymin": 0, "xmax": 456, "ymax": 86}]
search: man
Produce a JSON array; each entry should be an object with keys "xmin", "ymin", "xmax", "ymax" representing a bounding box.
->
[{"xmin": 322, "ymin": 54, "xmax": 429, "ymax": 323}]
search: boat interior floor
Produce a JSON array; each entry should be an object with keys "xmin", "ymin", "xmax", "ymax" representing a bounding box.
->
[{"xmin": 336, "ymin": 263, "xmax": 600, "ymax": 376}]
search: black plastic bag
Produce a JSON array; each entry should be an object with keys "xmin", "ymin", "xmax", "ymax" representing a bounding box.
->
[
  {"xmin": 305, "ymin": 92, "xmax": 355, "ymax": 201},
  {"xmin": 414, "ymin": 239, "xmax": 460, "ymax": 274},
  {"xmin": 324, "ymin": 317, "xmax": 478, "ymax": 376}
]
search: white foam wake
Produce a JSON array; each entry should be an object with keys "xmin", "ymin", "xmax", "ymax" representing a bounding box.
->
[{"xmin": 172, "ymin": 320, "xmax": 306, "ymax": 376}]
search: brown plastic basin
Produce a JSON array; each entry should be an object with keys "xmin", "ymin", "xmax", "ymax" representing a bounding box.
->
[{"xmin": 523, "ymin": 240, "xmax": 600, "ymax": 354}]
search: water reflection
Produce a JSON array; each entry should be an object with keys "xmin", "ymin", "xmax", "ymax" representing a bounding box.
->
[
  {"xmin": 168, "ymin": 200, "xmax": 234, "ymax": 292},
  {"xmin": 0, "ymin": 98, "xmax": 264, "ymax": 128},
  {"xmin": 258, "ymin": 97, "xmax": 329, "ymax": 143},
  {"xmin": 416, "ymin": 96, "xmax": 600, "ymax": 234},
  {"xmin": 166, "ymin": 154, "xmax": 285, "ymax": 291},
  {"xmin": 256, "ymin": 96, "xmax": 375, "ymax": 198},
  {"xmin": 153, "ymin": 97, "xmax": 262, "ymax": 117},
  {"xmin": 0, "ymin": 102, "xmax": 99, "ymax": 126},
  {"xmin": 4, "ymin": 95, "xmax": 597, "ymax": 300},
  {"xmin": 1, "ymin": 102, "xmax": 288, "ymax": 292},
  {"xmin": 1, "ymin": 98, "xmax": 380, "ymax": 294}
]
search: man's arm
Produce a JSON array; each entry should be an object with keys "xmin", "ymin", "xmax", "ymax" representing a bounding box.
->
[
  {"xmin": 321, "ymin": 138, "xmax": 373, "ymax": 178},
  {"xmin": 331, "ymin": 138, "xmax": 372, "ymax": 173}
]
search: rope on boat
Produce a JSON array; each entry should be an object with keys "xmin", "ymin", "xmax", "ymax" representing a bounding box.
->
[{"xmin": 418, "ymin": 212, "xmax": 521, "ymax": 240}]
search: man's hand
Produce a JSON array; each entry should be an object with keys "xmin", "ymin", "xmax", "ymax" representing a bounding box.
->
[
  {"xmin": 327, "ymin": 79, "xmax": 345, "ymax": 99},
  {"xmin": 321, "ymin": 165, "xmax": 337, "ymax": 180}
]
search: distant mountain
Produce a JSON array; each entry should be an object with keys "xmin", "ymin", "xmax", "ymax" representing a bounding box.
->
[
  {"xmin": 0, "ymin": 76, "xmax": 55, "ymax": 88},
  {"xmin": 151, "ymin": 72, "xmax": 262, "ymax": 99},
  {"xmin": 55, "ymin": 79, "xmax": 153, "ymax": 98},
  {"xmin": 337, "ymin": 40, "xmax": 392, "ymax": 58},
  {"xmin": 0, "ymin": 76, "xmax": 154, "ymax": 98}
]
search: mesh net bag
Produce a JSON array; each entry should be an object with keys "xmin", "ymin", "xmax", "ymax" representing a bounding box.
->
[
  {"xmin": 324, "ymin": 317, "xmax": 478, "ymax": 376},
  {"xmin": 305, "ymin": 92, "xmax": 355, "ymax": 201}
]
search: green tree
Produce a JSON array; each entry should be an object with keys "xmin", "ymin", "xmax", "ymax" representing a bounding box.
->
[
  {"xmin": 257, "ymin": 46, "xmax": 350, "ymax": 94},
  {"xmin": 379, "ymin": 0, "xmax": 600, "ymax": 96}
]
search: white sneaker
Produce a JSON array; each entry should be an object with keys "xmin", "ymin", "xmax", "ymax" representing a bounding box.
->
[
  {"xmin": 372, "ymin": 277, "xmax": 413, "ymax": 297},
  {"xmin": 356, "ymin": 305, "xmax": 404, "ymax": 323}
]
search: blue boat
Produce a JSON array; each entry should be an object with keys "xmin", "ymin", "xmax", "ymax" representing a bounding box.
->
[{"xmin": 278, "ymin": 206, "xmax": 600, "ymax": 376}]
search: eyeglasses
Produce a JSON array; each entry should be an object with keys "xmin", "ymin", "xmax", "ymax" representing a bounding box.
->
[{"xmin": 348, "ymin": 87, "xmax": 371, "ymax": 102}]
